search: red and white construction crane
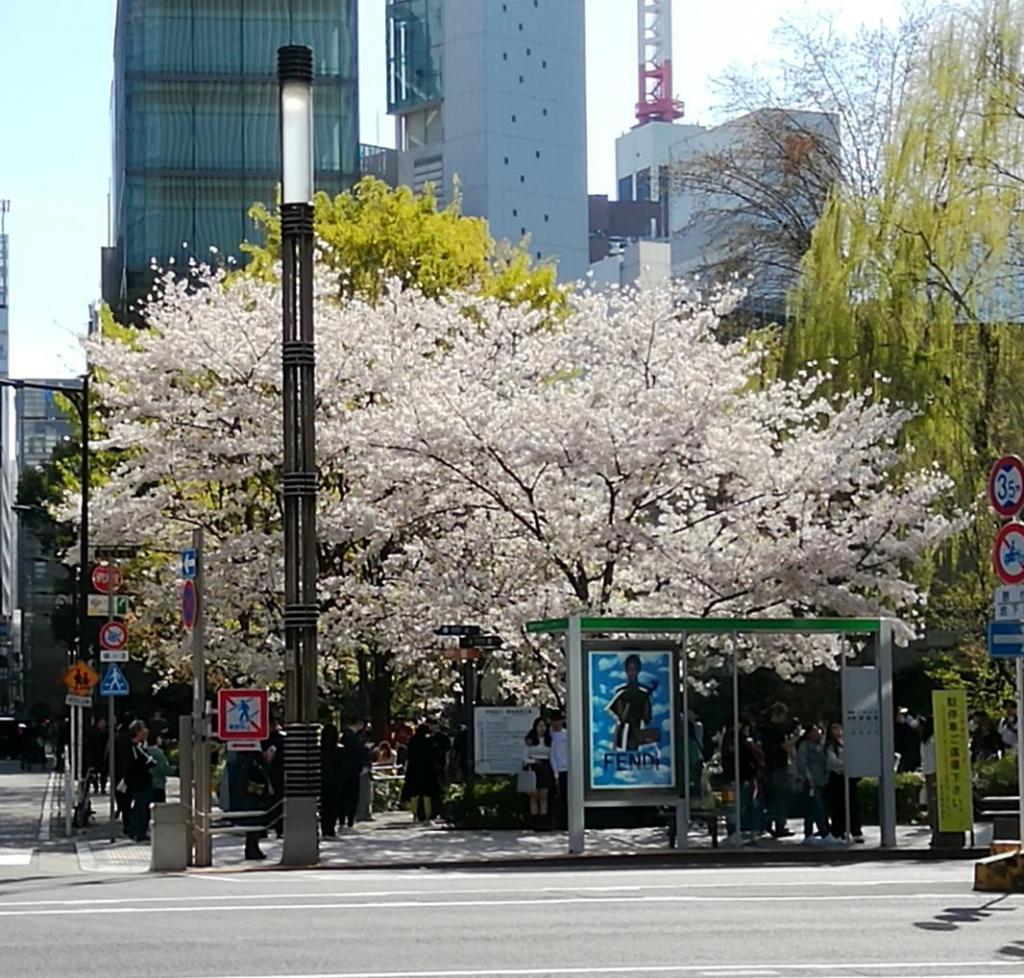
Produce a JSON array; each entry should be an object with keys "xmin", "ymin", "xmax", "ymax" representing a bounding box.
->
[{"xmin": 635, "ymin": 0, "xmax": 684, "ymax": 126}]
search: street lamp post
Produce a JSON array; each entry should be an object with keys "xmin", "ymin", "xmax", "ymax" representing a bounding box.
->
[
  {"xmin": 278, "ymin": 44, "xmax": 320, "ymax": 866},
  {"xmin": 0, "ymin": 375, "xmax": 89, "ymax": 791}
]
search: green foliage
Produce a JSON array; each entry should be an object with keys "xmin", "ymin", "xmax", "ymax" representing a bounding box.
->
[
  {"xmin": 782, "ymin": 1, "xmax": 1024, "ymax": 641},
  {"xmin": 243, "ymin": 176, "xmax": 567, "ymax": 313},
  {"xmin": 973, "ymin": 750, "xmax": 1019, "ymax": 797},
  {"xmin": 857, "ymin": 772, "xmax": 925, "ymax": 825},
  {"xmin": 922, "ymin": 642, "xmax": 1015, "ymax": 719},
  {"xmin": 442, "ymin": 778, "xmax": 530, "ymax": 829}
]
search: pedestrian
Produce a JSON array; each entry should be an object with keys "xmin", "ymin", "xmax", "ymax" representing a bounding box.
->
[
  {"xmin": 265, "ymin": 716, "xmax": 285, "ymax": 838},
  {"xmin": 338, "ymin": 718, "xmax": 369, "ymax": 829},
  {"xmin": 894, "ymin": 708, "xmax": 921, "ymax": 772},
  {"xmin": 523, "ymin": 717, "xmax": 555, "ymax": 827},
  {"xmin": 126, "ymin": 720, "xmax": 156, "ymax": 842},
  {"xmin": 402, "ymin": 724, "xmax": 441, "ymax": 822},
  {"xmin": 999, "ymin": 699, "xmax": 1019, "ymax": 753},
  {"xmin": 920, "ymin": 717, "xmax": 937, "ymax": 840},
  {"xmin": 147, "ymin": 730, "xmax": 172, "ymax": 804},
  {"xmin": 762, "ymin": 703, "xmax": 800, "ymax": 839},
  {"xmin": 357, "ymin": 720, "xmax": 374, "ymax": 822},
  {"xmin": 232, "ymin": 743, "xmax": 275, "ymax": 861},
  {"xmin": 112, "ymin": 718, "xmax": 135, "ymax": 835},
  {"xmin": 549, "ymin": 712, "xmax": 569, "ymax": 830},
  {"xmin": 88, "ymin": 718, "xmax": 109, "ymax": 794},
  {"xmin": 427, "ymin": 718, "xmax": 451, "ymax": 818},
  {"xmin": 320, "ymin": 722, "xmax": 342, "ymax": 838},
  {"xmin": 824, "ymin": 723, "xmax": 863, "ymax": 843},
  {"xmin": 795, "ymin": 723, "xmax": 832, "ymax": 844},
  {"xmin": 970, "ymin": 711, "xmax": 1002, "ymax": 762},
  {"xmin": 722, "ymin": 718, "xmax": 764, "ymax": 844}
]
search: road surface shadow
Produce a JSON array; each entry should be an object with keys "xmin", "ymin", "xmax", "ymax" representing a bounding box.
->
[{"xmin": 915, "ymin": 895, "xmax": 1014, "ymax": 931}]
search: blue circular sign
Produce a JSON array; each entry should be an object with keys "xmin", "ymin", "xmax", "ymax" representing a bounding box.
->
[{"xmin": 181, "ymin": 580, "xmax": 198, "ymax": 630}]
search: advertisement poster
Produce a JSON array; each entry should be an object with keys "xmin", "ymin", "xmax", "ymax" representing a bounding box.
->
[
  {"xmin": 474, "ymin": 707, "xmax": 538, "ymax": 775},
  {"xmin": 588, "ymin": 650, "xmax": 675, "ymax": 790},
  {"xmin": 933, "ymin": 689, "xmax": 972, "ymax": 834}
]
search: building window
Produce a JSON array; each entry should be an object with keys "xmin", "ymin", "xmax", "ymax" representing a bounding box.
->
[
  {"xmin": 520, "ymin": 175, "xmax": 525, "ymax": 183},
  {"xmin": 504, "ymin": 156, "xmax": 509, "ymax": 164},
  {"xmin": 542, "ymin": 60, "xmax": 547, "ymax": 68},
  {"xmin": 535, "ymin": 150, "xmax": 541, "ymax": 159},
  {"xmin": 513, "ymin": 208, "xmax": 518, "ymax": 217},
  {"xmin": 526, "ymin": 48, "xmax": 531, "ymax": 56},
  {"xmin": 503, "ymin": 52, "xmax": 508, "ymax": 61},
  {"xmin": 519, "ymin": 23, "xmax": 523, "ymax": 31},
  {"xmin": 512, "ymin": 114, "xmax": 516, "ymax": 122},
  {"xmin": 537, "ymin": 251, "xmax": 542, "ymax": 259},
  {"xmin": 543, "ymin": 107, "xmax": 548, "ymax": 116},
  {"xmin": 544, "ymin": 214, "xmax": 549, "ymax": 222},
  {"xmin": 519, "ymin": 75, "xmax": 524, "ymax": 83},
  {"xmin": 521, "ymin": 228, "xmax": 526, "ymax": 236}
]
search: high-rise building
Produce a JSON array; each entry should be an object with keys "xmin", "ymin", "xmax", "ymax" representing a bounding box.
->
[
  {"xmin": 103, "ymin": 0, "xmax": 360, "ymax": 319},
  {"xmin": 0, "ymin": 201, "xmax": 9, "ymax": 376},
  {"xmin": 386, "ymin": 0, "xmax": 588, "ymax": 280},
  {"xmin": 0, "ymin": 203, "xmax": 13, "ymax": 709},
  {"xmin": 15, "ymin": 384, "xmax": 73, "ymax": 715}
]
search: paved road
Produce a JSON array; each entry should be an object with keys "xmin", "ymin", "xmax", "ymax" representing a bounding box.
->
[{"xmin": 0, "ymin": 860, "xmax": 1020, "ymax": 978}]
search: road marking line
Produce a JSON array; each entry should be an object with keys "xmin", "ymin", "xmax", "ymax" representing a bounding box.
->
[
  {"xmin": 0, "ymin": 851, "xmax": 33, "ymax": 867},
  {"xmin": 0, "ymin": 878, "xmax": 968, "ymax": 909},
  {"xmin": 0, "ymin": 891, "xmax": 1014, "ymax": 917},
  {"xmin": 154, "ymin": 965, "xmax": 1024, "ymax": 978}
]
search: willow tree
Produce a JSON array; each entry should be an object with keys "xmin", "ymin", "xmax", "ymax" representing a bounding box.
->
[{"xmin": 783, "ymin": 0, "xmax": 1024, "ymax": 644}]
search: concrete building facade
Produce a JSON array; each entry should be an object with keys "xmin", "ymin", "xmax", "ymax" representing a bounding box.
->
[{"xmin": 386, "ymin": 0, "xmax": 589, "ymax": 280}]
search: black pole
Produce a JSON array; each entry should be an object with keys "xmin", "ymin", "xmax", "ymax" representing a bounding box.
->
[
  {"xmin": 77, "ymin": 375, "xmax": 89, "ymax": 664},
  {"xmin": 279, "ymin": 44, "xmax": 320, "ymax": 813}
]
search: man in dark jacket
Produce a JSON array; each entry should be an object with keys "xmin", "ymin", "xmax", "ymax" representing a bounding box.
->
[
  {"xmin": 338, "ymin": 719, "xmax": 368, "ymax": 829},
  {"xmin": 125, "ymin": 720, "xmax": 156, "ymax": 842}
]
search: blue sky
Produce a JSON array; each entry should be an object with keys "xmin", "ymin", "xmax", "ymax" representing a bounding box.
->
[{"xmin": 0, "ymin": 0, "xmax": 895, "ymax": 379}]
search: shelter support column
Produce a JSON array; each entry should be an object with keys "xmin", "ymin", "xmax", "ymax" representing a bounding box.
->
[
  {"xmin": 878, "ymin": 619, "xmax": 897, "ymax": 848},
  {"xmin": 567, "ymin": 615, "xmax": 585, "ymax": 854}
]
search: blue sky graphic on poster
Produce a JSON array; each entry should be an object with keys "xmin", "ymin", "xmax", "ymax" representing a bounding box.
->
[{"xmin": 589, "ymin": 650, "xmax": 675, "ymax": 790}]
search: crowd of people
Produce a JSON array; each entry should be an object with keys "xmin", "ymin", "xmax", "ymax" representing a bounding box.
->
[{"xmin": 700, "ymin": 703, "xmax": 864, "ymax": 846}]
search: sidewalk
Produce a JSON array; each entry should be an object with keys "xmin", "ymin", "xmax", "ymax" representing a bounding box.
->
[
  {"xmin": 73, "ymin": 808, "xmax": 992, "ymax": 874},
  {"xmin": 0, "ymin": 760, "xmax": 52, "ymax": 867}
]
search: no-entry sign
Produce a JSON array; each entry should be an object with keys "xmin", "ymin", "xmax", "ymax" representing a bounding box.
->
[
  {"xmin": 98, "ymin": 620, "xmax": 128, "ymax": 651},
  {"xmin": 994, "ymin": 523, "xmax": 1024, "ymax": 586},
  {"xmin": 91, "ymin": 564, "xmax": 123, "ymax": 595},
  {"xmin": 181, "ymin": 579, "xmax": 198, "ymax": 630}
]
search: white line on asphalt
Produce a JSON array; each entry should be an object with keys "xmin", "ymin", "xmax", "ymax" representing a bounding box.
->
[
  {"xmin": 148, "ymin": 964, "xmax": 1024, "ymax": 978},
  {"xmin": 0, "ymin": 891, "xmax": 1015, "ymax": 916},
  {"xmin": 0, "ymin": 877, "xmax": 969, "ymax": 909},
  {"xmin": 0, "ymin": 851, "xmax": 33, "ymax": 867}
]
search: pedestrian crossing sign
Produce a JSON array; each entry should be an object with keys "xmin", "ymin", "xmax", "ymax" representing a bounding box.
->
[
  {"xmin": 217, "ymin": 689, "xmax": 269, "ymax": 741},
  {"xmin": 99, "ymin": 663, "xmax": 130, "ymax": 697}
]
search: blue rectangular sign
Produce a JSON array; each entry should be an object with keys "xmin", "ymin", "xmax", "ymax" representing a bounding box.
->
[
  {"xmin": 180, "ymin": 549, "xmax": 197, "ymax": 580},
  {"xmin": 588, "ymin": 650, "xmax": 676, "ymax": 790},
  {"xmin": 988, "ymin": 621, "xmax": 1024, "ymax": 659}
]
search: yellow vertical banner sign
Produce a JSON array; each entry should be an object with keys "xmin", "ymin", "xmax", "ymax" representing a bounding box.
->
[{"xmin": 932, "ymin": 689, "xmax": 972, "ymax": 833}]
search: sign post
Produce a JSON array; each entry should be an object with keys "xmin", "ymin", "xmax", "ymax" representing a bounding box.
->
[
  {"xmin": 107, "ymin": 566, "xmax": 116, "ymax": 843},
  {"xmin": 186, "ymin": 530, "xmax": 211, "ymax": 867},
  {"xmin": 988, "ymin": 455, "xmax": 1024, "ymax": 843},
  {"xmin": 933, "ymin": 689, "xmax": 972, "ymax": 841}
]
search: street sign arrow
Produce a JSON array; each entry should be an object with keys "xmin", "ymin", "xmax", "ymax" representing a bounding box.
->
[
  {"xmin": 989, "ymin": 620, "xmax": 1024, "ymax": 658},
  {"xmin": 180, "ymin": 548, "xmax": 197, "ymax": 581}
]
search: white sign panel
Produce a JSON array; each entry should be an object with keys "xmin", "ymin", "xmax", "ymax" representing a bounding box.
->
[
  {"xmin": 65, "ymin": 693, "xmax": 93, "ymax": 708},
  {"xmin": 88, "ymin": 595, "xmax": 132, "ymax": 618},
  {"xmin": 841, "ymin": 666, "xmax": 881, "ymax": 778},
  {"xmin": 995, "ymin": 585, "xmax": 1024, "ymax": 622},
  {"xmin": 474, "ymin": 706, "xmax": 538, "ymax": 775},
  {"xmin": 100, "ymin": 649, "xmax": 129, "ymax": 663}
]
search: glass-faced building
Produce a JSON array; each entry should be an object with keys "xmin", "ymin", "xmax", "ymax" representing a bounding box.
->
[{"xmin": 104, "ymin": 0, "xmax": 360, "ymax": 319}]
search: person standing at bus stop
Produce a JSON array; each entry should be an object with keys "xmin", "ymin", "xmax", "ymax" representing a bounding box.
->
[{"xmin": 549, "ymin": 712, "xmax": 569, "ymax": 829}]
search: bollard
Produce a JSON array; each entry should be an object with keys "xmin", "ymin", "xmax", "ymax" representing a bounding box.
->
[
  {"xmin": 281, "ymin": 796, "xmax": 318, "ymax": 866},
  {"xmin": 150, "ymin": 803, "xmax": 188, "ymax": 872}
]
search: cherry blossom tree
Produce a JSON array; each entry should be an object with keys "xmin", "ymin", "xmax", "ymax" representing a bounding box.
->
[{"xmin": 83, "ymin": 267, "xmax": 955, "ymax": 707}]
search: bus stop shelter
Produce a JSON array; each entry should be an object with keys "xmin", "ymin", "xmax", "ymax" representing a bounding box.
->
[{"xmin": 525, "ymin": 615, "xmax": 897, "ymax": 854}]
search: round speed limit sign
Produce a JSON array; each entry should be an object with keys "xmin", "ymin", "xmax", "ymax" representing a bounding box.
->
[{"xmin": 988, "ymin": 455, "xmax": 1024, "ymax": 519}]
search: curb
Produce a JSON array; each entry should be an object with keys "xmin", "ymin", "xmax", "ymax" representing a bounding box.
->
[{"xmin": 191, "ymin": 844, "xmax": 988, "ymax": 875}]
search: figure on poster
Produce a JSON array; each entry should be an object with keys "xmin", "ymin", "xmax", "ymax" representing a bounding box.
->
[
  {"xmin": 589, "ymin": 650, "xmax": 675, "ymax": 790},
  {"xmin": 606, "ymin": 654, "xmax": 657, "ymax": 750}
]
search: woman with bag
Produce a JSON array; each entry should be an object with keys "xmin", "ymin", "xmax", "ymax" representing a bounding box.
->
[
  {"xmin": 230, "ymin": 743, "xmax": 275, "ymax": 860},
  {"xmin": 522, "ymin": 717, "xmax": 555, "ymax": 827}
]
